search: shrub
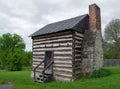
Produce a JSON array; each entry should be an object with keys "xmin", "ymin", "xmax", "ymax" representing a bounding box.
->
[{"xmin": 90, "ymin": 68, "xmax": 111, "ymax": 78}]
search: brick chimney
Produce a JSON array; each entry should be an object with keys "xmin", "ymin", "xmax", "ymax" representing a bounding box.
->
[{"xmin": 89, "ymin": 4, "xmax": 101, "ymax": 31}]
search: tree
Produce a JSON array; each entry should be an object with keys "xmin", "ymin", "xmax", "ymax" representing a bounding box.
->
[
  {"xmin": 22, "ymin": 51, "xmax": 32, "ymax": 67},
  {"xmin": 104, "ymin": 19, "xmax": 120, "ymax": 59},
  {"xmin": 0, "ymin": 33, "xmax": 25, "ymax": 70}
]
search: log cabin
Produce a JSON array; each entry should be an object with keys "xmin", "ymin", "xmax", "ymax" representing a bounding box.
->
[{"xmin": 30, "ymin": 4, "xmax": 103, "ymax": 82}]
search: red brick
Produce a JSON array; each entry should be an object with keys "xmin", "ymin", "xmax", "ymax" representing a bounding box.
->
[{"xmin": 89, "ymin": 4, "xmax": 101, "ymax": 31}]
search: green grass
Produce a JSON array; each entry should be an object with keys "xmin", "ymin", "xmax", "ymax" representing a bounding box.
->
[{"xmin": 0, "ymin": 66, "xmax": 120, "ymax": 89}]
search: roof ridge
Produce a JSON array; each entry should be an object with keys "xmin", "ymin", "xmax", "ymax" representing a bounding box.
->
[{"xmin": 47, "ymin": 14, "xmax": 88, "ymax": 25}]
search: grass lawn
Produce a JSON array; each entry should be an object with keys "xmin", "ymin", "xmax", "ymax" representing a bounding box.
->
[{"xmin": 0, "ymin": 66, "xmax": 120, "ymax": 89}]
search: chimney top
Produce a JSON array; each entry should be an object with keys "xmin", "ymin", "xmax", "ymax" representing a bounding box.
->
[{"xmin": 89, "ymin": 4, "xmax": 101, "ymax": 31}]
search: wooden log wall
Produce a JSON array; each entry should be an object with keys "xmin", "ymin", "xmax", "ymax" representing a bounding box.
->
[
  {"xmin": 32, "ymin": 31, "xmax": 74, "ymax": 81},
  {"xmin": 73, "ymin": 31, "xmax": 84, "ymax": 79}
]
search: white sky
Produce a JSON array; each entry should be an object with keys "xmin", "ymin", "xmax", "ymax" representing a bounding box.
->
[{"xmin": 0, "ymin": 0, "xmax": 119, "ymax": 50}]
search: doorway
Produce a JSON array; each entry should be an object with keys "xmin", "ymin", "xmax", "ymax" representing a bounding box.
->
[{"xmin": 44, "ymin": 51, "xmax": 53, "ymax": 70}]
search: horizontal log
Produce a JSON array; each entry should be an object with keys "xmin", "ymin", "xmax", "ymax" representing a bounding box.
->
[
  {"xmin": 54, "ymin": 56, "xmax": 72, "ymax": 59},
  {"xmin": 54, "ymin": 73, "xmax": 72, "ymax": 77},
  {"xmin": 53, "ymin": 66, "xmax": 72, "ymax": 69},
  {"xmin": 75, "ymin": 34, "xmax": 84, "ymax": 40},
  {"xmin": 32, "ymin": 65, "xmax": 44, "ymax": 69},
  {"xmin": 34, "ymin": 35, "xmax": 72, "ymax": 42},
  {"xmin": 33, "ymin": 45, "xmax": 72, "ymax": 49},
  {"xmin": 54, "ymin": 54, "xmax": 72, "ymax": 57},
  {"xmin": 33, "ymin": 47, "xmax": 72, "ymax": 51},
  {"xmin": 53, "ymin": 64, "xmax": 72, "ymax": 67},
  {"xmin": 54, "ymin": 60, "xmax": 72, "ymax": 64},
  {"xmin": 54, "ymin": 76, "xmax": 72, "ymax": 82},
  {"xmin": 33, "ymin": 40, "xmax": 72, "ymax": 46},
  {"xmin": 53, "ymin": 67, "xmax": 72, "ymax": 72},
  {"xmin": 54, "ymin": 74, "xmax": 72, "ymax": 78},
  {"xmin": 33, "ymin": 56, "xmax": 44, "ymax": 59},
  {"xmin": 33, "ymin": 58, "xmax": 44, "ymax": 61},
  {"xmin": 33, "ymin": 49, "xmax": 72, "ymax": 52},
  {"xmin": 32, "ymin": 59, "xmax": 43, "ymax": 63},
  {"xmin": 33, "ymin": 43, "xmax": 72, "ymax": 48},
  {"xmin": 33, "ymin": 31, "xmax": 72, "ymax": 39},
  {"xmin": 75, "ymin": 36, "xmax": 83, "ymax": 41},
  {"xmin": 75, "ymin": 32, "xmax": 84, "ymax": 37},
  {"xmin": 33, "ymin": 55, "xmax": 44, "ymax": 57},
  {"xmin": 33, "ymin": 54, "xmax": 44, "ymax": 56},
  {"xmin": 32, "ymin": 62, "xmax": 44, "ymax": 66},
  {"xmin": 33, "ymin": 38, "xmax": 72, "ymax": 45},
  {"xmin": 54, "ymin": 51, "xmax": 72, "ymax": 55},
  {"xmin": 54, "ymin": 70, "xmax": 72, "ymax": 75},
  {"xmin": 54, "ymin": 58, "xmax": 72, "ymax": 61},
  {"xmin": 33, "ymin": 52, "xmax": 44, "ymax": 55}
]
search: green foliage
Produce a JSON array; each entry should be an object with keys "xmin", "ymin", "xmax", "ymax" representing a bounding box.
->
[
  {"xmin": 0, "ymin": 67, "xmax": 120, "ymax": 89},
  {"xmin": 103, "ymin": 19, "xmax": 120, "ymax": 59},
  {"xmin": 6, "ymin": 50, "xmax": 24, "ymax": 71},
  {"xmin": 0, "ymin": 33, "xmax": 28, "ymax": 71},
  {"xmin": 22, "ymin": 51, "xmax": 32, "ymax": 67},
  {"xmin": 90, "ymin": 68, "xmax": 111, "ymax": 78}
]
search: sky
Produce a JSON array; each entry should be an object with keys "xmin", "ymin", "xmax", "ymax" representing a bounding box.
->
[{"xmin": 0, "ymin": 0, "xmax": 120, "ymax": 51}]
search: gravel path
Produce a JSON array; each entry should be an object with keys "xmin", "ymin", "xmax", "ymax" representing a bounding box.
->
[{"xmin": 0, "ymin": 84, "xmax": 13, "ymax": 89}]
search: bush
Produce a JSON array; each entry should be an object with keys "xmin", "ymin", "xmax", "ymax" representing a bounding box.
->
[
  {"xmin": 90, "ymin": 68, "xmax": 111, "ymax": 78},
  {"xmin": 6, "ymin": 50, "xmax": 24, "ymax": 71}
]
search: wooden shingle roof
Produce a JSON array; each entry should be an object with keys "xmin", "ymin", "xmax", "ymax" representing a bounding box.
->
[{"xmin": 30, "ymin": 14, "xmax": 88, "ymax": 37}]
